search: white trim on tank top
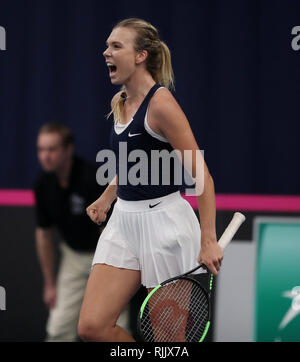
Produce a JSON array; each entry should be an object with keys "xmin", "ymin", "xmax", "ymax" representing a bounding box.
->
[
  {"xmin": 144, "ymin": 87, "xmax": 169, "ymax": 143},
  {"xmin": 113, "ymin": 86, "xmax": 168, "ymax": 142},
  {"xmin": 114, "ymin": 118, "xmax": 133, "ymax": 135}
]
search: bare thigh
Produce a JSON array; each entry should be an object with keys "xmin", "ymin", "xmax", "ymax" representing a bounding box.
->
[{"xmin": 79, "ymin": 264, "xmax": 141, "ymax": 329}]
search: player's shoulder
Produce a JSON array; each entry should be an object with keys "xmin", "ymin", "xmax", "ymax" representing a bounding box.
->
[
  {"xmin": 154, "ymin": 86, "xmax": 174, "ymax": 99},
  {"xmin": 152, "ymin": 87, "xmax": 177, "ymax": 106},
  {"xmin": 150, "ymin": 87, "xmax": 179, "ymax": 115}
]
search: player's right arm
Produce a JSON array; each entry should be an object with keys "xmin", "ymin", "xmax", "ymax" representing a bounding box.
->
[
  {"xmin": 35, "ymin": 227, "xmax": 56, "ymax": 309},
  {"xmin": 86, "ymin": 175, "xmax": 117, "ymax": 224},
  {"xmin": 86, "ymin": 92, "xmax": 121, "ymax": 224}
]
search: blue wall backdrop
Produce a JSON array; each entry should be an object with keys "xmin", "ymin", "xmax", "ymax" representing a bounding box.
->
[{"xmin": 0, "ymin": 0, "xmax": 299, "ymax": 194}]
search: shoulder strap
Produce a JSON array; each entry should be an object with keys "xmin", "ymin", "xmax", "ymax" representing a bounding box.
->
[{"xmin": 134, "ymin": 84, "xmax": 161, "ymax": 120}]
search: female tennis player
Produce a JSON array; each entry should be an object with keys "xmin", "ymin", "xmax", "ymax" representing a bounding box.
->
[{"xmin": 78, "ymin": 18, "xmax": 223, "ymax": 342}]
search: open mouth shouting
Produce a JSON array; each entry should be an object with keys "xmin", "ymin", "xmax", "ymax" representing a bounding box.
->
[{"xmin": 107, "ymin": 62, "xmax": 117, "ymax": 77}]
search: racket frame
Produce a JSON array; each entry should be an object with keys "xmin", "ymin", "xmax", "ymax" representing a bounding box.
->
[{"xmin": 137, "ymin": 212, "xmax": 246, "ymax": 342}]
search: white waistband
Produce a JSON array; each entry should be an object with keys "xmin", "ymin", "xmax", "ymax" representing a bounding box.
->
[{"xmin": 116, "ymin": 191, "xmax": 181, "ymax": 212}]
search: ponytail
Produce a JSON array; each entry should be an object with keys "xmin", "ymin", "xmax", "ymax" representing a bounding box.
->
[{"xmin": 158, "ymin": 40, "xmax": 174, "ymax": 90}]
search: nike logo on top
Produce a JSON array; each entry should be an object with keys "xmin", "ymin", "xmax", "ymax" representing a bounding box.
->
[
  {"xmin": 149, "ymin": 202, "xmax": 161, "ymax": 209},
  {"xmin": 128, "ymin": 132, "xmax": 142, "ymax": 137}
]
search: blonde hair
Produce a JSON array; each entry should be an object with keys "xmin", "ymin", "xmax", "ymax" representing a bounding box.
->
[{"xmin": 107, "ymin": 18, "xmax": 175, "ymax": 122}]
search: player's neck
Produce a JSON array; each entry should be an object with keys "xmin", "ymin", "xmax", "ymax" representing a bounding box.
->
[{"xmin": 124, "ymin": 73, "xmax": 155, "ymax": 101}]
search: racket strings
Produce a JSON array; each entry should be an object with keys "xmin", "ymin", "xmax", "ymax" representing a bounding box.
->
[
  {"xmin": 141, "ymin": 281, "xmax": 207, "ymax": 341},
  {"xmin": 141, "ymin": 284, "xmax": 183, "ymax": 341},
  {"xmin": 140, "ymin": 279, "xmax": 209, "ymax": 342},
  {"xmin": 142, "ymin": 284, "xmax": 185, "ymax": 341},
  {"xmin": 186, "ymin": 291, "xmax": 209, "ymax": 341}
]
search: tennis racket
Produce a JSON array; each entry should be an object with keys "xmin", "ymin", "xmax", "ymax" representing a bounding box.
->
[{"xmin": 137, "ymin": 212, "xmax": 246, "ymax": 342}]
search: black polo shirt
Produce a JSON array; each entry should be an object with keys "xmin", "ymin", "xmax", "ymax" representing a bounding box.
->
[{"xmin": 34, "ymin": 156, "xmax": 110, "ymax": 252}]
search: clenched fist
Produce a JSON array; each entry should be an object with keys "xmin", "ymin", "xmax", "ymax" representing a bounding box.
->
[{"xmin": 86, "ymin": 197, "xmax": 111, "ymax": 225}]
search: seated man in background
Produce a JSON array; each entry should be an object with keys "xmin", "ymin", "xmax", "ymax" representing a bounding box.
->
[{"xmin": 34, "ymin": 123, "xmax": 128, "ymax": 342}]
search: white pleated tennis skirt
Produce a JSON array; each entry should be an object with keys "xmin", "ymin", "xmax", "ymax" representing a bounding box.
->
[{"xmin": 92, "ymin": 191, "xmax": 204, "ymax": 288}]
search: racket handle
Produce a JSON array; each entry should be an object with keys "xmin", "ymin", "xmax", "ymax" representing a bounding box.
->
[{"xmin": 218, "ymin": 212, "xmax": 246, "ymax": 250}]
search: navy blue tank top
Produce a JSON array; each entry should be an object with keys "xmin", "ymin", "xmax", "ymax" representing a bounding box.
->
[{"xmin": 110, "ymin": 84, "xmax": 182, "ymax": 201}]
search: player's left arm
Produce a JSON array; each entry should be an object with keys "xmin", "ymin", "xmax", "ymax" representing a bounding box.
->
[{"xmin": 148, "ymin": 89, "xmax": 223, "ymax": 275}]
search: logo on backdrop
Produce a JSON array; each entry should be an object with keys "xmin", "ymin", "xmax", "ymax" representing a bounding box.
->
[
  {"xmin": 291, "ymin": 26, "xmax": 300, "ymax": 51},
  {"xmin": 278, "ymin": 286, "xmax": 300, "ymax": 329},
  {"xmin": 0, "ymin": 26, "xmax": 6, "ymax": 51},
  {"xmin": 274, "ymin": 286, "xmax": 300, "ymax": 341},
  {"xmin": 0, "ymin": 286, "xmax": 6, "ymax": 310}
]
